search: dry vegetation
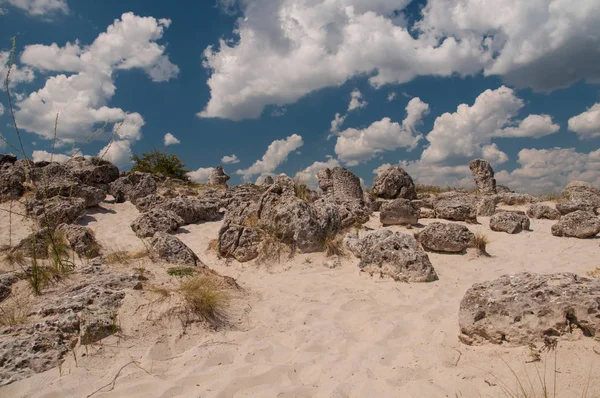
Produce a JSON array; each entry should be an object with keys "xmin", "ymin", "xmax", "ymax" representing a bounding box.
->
[
  {"xmin": 179, "ymin": 275, "xmax": 231, "ymax": 328},
  {"xmin": 473, "ymin": 232, "xmax": 491, "ymax": 257}
]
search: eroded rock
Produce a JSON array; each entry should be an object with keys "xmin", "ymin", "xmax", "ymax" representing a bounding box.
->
[
  {"xmin": 371, "ymin": 166, "xmax": 417, "ymax": 200},
  {"xmin": 416, "ymin": 222, "xmax": 475, "ymax": 253},
  {"xmin": 527, "ymin": 204, "xmax": 561, "ymax": 220},
  {"xmin": 489, "ymin": 211, "xmax": 530, "ymax": 234},
  {"xmin": 149, "ymin": 232, "xmax": 202, "ymax": 266},
  {"xmin": 380, "ymin": 198, "xmax": 419, "ymax": 226},
  {"xmin": 551, "ymin": 210, "xmax": 600, "ymax": 238}
]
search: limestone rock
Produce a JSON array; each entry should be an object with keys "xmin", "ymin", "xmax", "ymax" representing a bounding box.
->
[
  {"xmin": 476, "ymin": 196, "xmax": 497, "ymax": 216},
  {"xmin": 489, "ymin": 211, "xmax": 530, "ymax": 234},
  {"xmin": 416, "ymin": 222, "xmax": 475, "ymax": 253},
  {"xmin": 27, "ymin": 196, "xmax": 85, "ymax": 228},
  {"xmin": 469, "ymin": 159, "xmax": 496, "ymax": 194},
  {"xmin": 218, "ymin": 224, "xmax": 263, "ymax": 262},
  {"xmin": 56, "ymin": 224, "xmax": 101, "ymax": 258},
  {"xmin": 79, "ymin": 310, "xmax": 118, "ymax": 345},
  {"xmin": 209, "ymin": 165, "xmax": 230, "ymax": 187},
  {"xmin": 149, "ymin": 232, "xmax": 202, "ymax": 266},
  {"xmin": 64, "ymin": 156, "xmax": 119, "ymax": 190},
  {"xmin": 317, "ymin": 167, "xmax": 363, "ymax": 200},
  {"xmin": 551, "ymin": 210, "xmax": 600, "ymax": 238},
  {"xmin": 527, "ymin": 204, "xmax": 561, "ymax": 220},
  {"xmin": 0, "ymin": 273, "xmax": 20, "ymax": 303},
  {"xmin": 0, "ymin": 163, "xmax": 26, "ymax": 202},
  {"xmin": 433, "ymin": 192, "xmax": 477, "ymax": 222},
  {"xmin": 131, "ymin": 209, "xmax": 183, "ymax": 238},
  {"xmin": 459, "ymin": 272, "xmax": 600, "ymax": 346},
  {"xmin": 0, "ymin": 154, "xmax": 17, "ymax": 166},
  {"xmin": 262, "ymin": 175, "xmax": 274, "ymax": 186},
  {"xmin": 498, "ymin": 193, "xmax": 537, "ymax": 206},
  {"xmin": 380, "ymin": 198, "xmax": 420, "ymax": 225},
  {"xmin": 157, "ymin": 196, "xmax": 221, "ymax": 225},
  {"xmin": 110, "ymin": 172, "xmax": 157, "ymax": 204},
  {"xmin": 371, "ymin": 166, "xmax": 417, "ymax": 200}
]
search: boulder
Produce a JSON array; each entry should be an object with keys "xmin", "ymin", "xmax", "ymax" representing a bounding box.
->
[
  {"xmin": 64, "ymin": 157, "xmax": 119, "ymax": 191},
  {"xmin": 218, "ymin": 224, "xmax": 263, "ymax": 262},
  {"xmin": 562, "ymin": 181, "xmax": 600, "ymax": 207},
  {"xmin": 526, "ymin": 204, "xmax": 561, "ymax": 220},
  {"xmin": 56, "ymin": 224, "xmax": 101, "ymax": 258},
  {"xmin": 157, "ymin": 196, "xmax": 221, "ymax": 225},
  {"xmin": 110, "ymin": 172, "xmax": 157, "ymax": 204},
  {"xmin": 489, "ymin": 211, "xmax": 530, "ymax": 234},
  {"xmin": 262, "ymin": 175, "xmax": 274, "ymax": 186},
  {"xmin": 149, "ymin": 232, "xmax": 202, "ymax": 266},
  {"xmin": 416, "ymin": 222, "xmax": 475, "ymax": 253},
  {"xmin": 551, "ymin": 210, "xmax": 600, "ymax": 239},
  {"xmin": 0, "ymin": 273, "xmax": 19, "ymax": 303},
  {"xmin": 26, "ymin": 196, "xmax": 85, "ymax": 228},
  {"xmin": 371, "ymin": 166, "xmax": 417, "ymax": 200},
  {"xmin": 313, "ymin": 196, "xmax": 368, "ymax": 229},
  {"xmin": 317, "ymin": 167, "xmax": 363, "ymax": 200},
  {"xmin": 209, "ymin": 165, "xmax": 230, "ymax": 187},
  {"xmin": 0, "ymin": 164, "xmax": 26, "ymax": 202},
  {"xmin": 131, "ymin": 209, "xmax": 183, "ymax": 238},
  {"xmin": 134, "ymin": 194, "xmax": 165, "ymax": 213},
  {"xmin": 347, "ymin": 229, "xmax": 438, "ymax": 282},
  {"xmin": 380, "ymin": 198, "xmax": 420, "ymax": 225},
  {"xmin": 433, "ymin": 192, "xmax": 477, "ymax": 222},
  {"xmin": 476, "ymin": 196, "xmax": 497, "ymax": 216},
  {"xmin": 11, "ymin": 229, "xmax": 53, "ymax": 259},
  {"xmin": 496, "ymin": 185, "xmax": 513, "ymax": 194},
  {"xmin": 469, "ymin": 159, "xmax": 497, "ymax": 194},
  {"xmin": 0, "ymin": 154, "xmax": 17, "ymax": 166},
  {"xmin": 498, "ymin": 193, "xmax": 537, "ymax": 206},
  {"xmin": 459, "ymin": 272, "xmax": 600, "ymax": 346}
]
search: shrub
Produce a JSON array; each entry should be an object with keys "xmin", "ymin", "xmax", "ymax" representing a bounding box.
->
[
  {"xmin": 131, "ymin": 148, "xmax": 190, "ymax": 182},
  {"xmin": 179, "ymin": 275, "xmax": 230, "ymax": 327},
  {"xmin": 473, "ymin": 232, "xmax": 490, "ymax": 257}
]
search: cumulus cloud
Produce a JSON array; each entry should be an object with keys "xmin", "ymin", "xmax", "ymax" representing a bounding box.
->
[
  {"xmin": 421, "ymin": 86, "xmax": 559, "ymax": 165},
  {"xmin": 221, "ymin": 154, "xmax": 240, "ymax": 164},
  {"xmin": 255, "ymin": 173, "xmax": 277, "ymax": 185},
  {"xmin": 329, "ymin": 112, "xmax": 346, "ymax": 133},
  {"xmin": 347, "ymin": 89, "xmax": 367, "ymax": 111},
  {"xmin": 236, "ymin": 134, "xmax": 303, "ymax": 181},
  {"xmin": 400, "ymin": 160, "xmax": 475, "ymax": 189},
  {"xmin": 188, "ymin": 167, "xmax": 213, "ymax": 184},
  {"xmin": 0, "ymin": 102, "xmax": 4, "ymax": 116},
  {"xmin": 200, "ymin": 0, "xmax": 600, "ymax": 120},
  {"xmin": 97, "ymin": 140, "xmax": 133, "ymax": 168},
  {"xmin": 14, "ymin": 13, "xmax": 178, "ymax": 150},
  {"xmin": 294, "ymin": 157, "xmax": 340, "ymax": 188},
  {"xmin": 1, "ymin": 0, "xmax": 68, "ymax": 16},
  {"xmin": 568, "ymin": 103, "xmax": 600, "ymax": 139},
  {"xmin": 1, "ymin": 51, "xmax": 35, "ymax": 90},
  {"xmin": 496, "ymin": 147, "xmax": 600, "ymax": 193},
  {"xmin": 387, "ymin": 92, "xmax": 396, "ymax": 102},
  {"xmin": 164, "ymin": 132, "xmax": 180, "ymax": 146},
  {"xmin": 31, "ymin": 149, "xmax": 70, "ymax": 162},
  {"xmin": 335, "ymin": 97, "xmax": 429, "ymax": 165}
]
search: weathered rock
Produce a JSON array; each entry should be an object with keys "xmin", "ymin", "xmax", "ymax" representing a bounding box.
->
[
  {"xmin": 469, "ymin": 159, "xmax": 497, "ymax": 194},
  {"xmin": 12, "ymin": 229, "xmax": 53, "ymax": 259},
  {"xmin": 562, "ymin": 181, "xmax": 600, "ymax": 206},
  {"xmin": 157, "ymin": 196, "xmax": 221, "ymax": 225},
  {"xmin": 371, "ymin": 166, "xmax": 417, "ymax": 200},
  {"xmin": 0, "ymin": 164, "xmax": 26, "ymax": 202},
  {"xmin": 416, "ymin": 222, "xmax": 475, "ymax": 253},
  {"xmin": 0, "ymin": 154, "xmax": 17, "ymax": 166},
  {"xmin": 476, "ymin": 196, "xmax": 497, "ymax": 216},
  {"xmin": 262, "ymin": 175, "xmax": 274, "ymax": 186},
  {"xmin": 110, "ymin": 172, "xmax": 157, "ymax": 204},
  {"xmin": 527, "ymin": 204, "xmax": 561, "ymax": 220},
  {"xmin": 209, "ymin": 165, "xmax": 230, "ymax": 187},
  {"xmin": 348, "ymin": 229, "xmax": 438, "ymax": 282},
  {"xmin": 317, "ymin": 167, "xmax": 363, "ymax": 200},
  {"xmin": 134, "ymin": 194, "xmax": 165, "ymax": 213},
  {"xmin": 496, "ymin": 185, "xmax": 513, "ymax": 194},
  {"xmin": 420, "ymin": 208, "xmax": 436, "ymax": 218},
  {"xmin": 380, "ymin": 198, "xmax": 420, "ymax": 225},
  {"xmin": 131, "ymin": 209, "xmax": 183, "ymax": 238},
  {"xmin": 79, "ymin": 309, "xmax": 118, "ymax": 345},
  {"xmin": 459, "ymin": 272, "xmax": 600, "ymax": 346},
  {"xmin": 498, "ymin": 193, "xmax": 537, "ymax": 205},
  {"xmin": 64, "ymin": 157, "xmax": 119, "ymax": 190},
  {"xmin": 433, "ymin": 192, "xmax": 477, "ymax": 222},
  {"xmin": 0, "ymin": 273, "xmax": 19, "ymax": 302},
  {"xmin": 556, "ymin": 199, "xmax": 596, "ymax": 215},
  {"xmin": 149, "ymin": 232, "xmax": 202, "ymax": 266},
  {"xmin": 56, "ymin": 224, "xmax": 101, "ymax": 258},
  {"xmin": 218, "ymin": 224, "xmax": 263, "ymax": 262},
  {"xmin": 313, "ymin": 196, "xmax": 368, "ymax": 230},
  {"xmin": 551, "ymin": 210, "xmax": 600, "ymax": 238},
  {"xmin": 27, "ymin": 196, "xmax": 86, "ymax": 228},
  {"xmin": 489, "ymin": 211, "xmax": 530, "ymax": 234}
]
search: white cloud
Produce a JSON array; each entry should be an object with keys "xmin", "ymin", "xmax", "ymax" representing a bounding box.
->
[
  {"xmin": 401, "ymin": 160, "xmax": 474, "ymax": 189},
  {"xmin": 2, "ymin": 0, "xmax": 68, "ymax": 16},
  {"xmin": 221, "ymin": 154, "xmax": 240, "ymax": 164},
  {"xmin": 0, "ymin": 102, "xmax": 4, "ymax": 116},
  {"xmin": 1, "ymin": 51, "xmax": 35, "ymax": 90},
  {"xmin": 294, "ymin": 157, "xmax": 340, "ymax": 188},
  {"xmin": 31, "ymin": 149, "xmax": 70, "ymax": 162},
  {"xmin": 568, "ymin": 103, "xmax": 600, "ymax": 139},
  {"xmin": 0, "ymin": 8, "xmax": 6, "ymax": 15},
  {"xmin": 335, "ymin": 97, "xmax": 429, "ymax": 165},
  {"xmin": 329, "ymin": 112, "xmax": 346, "ymax": 133},
  {"xmin": 14, "ymin": 13, "xmax": 178, "ymax": 150},
  {"xmin": 481, "ymin": 143, "xmax": 509, "ymax": 164},
  {"xmin": 188, "ymin": 167, "xmax": 213, "ymax": 184},
  {"xmin": 164, "ymin": 132, "xmax": 180, "ymax": 146},
  {"xmin": 496, "ymin": 147, "xmax": 600, "ymax": 193},
  {"xmin": 255, "ymin": 173, "xmax": 276, "ymax": 185},
  {"xmin": 347, "ymin": 89, "xmax": 367, "ymax": 111},
  {"xmin": 97, "ymin": 140, "xmax": 132, "ymax": 168},
  {"xmin": 236, "ymin": 134, "xmax": 303, "ymax": 181},
  {"xmin": 421, "ymin": 86, "xmax": 558, "ymax": 165},
  {"xmin": 387, "ymin": 92, "xmax": 396, "ymax": 102}
]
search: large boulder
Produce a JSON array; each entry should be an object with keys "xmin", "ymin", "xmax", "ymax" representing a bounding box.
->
[
  {"xmin": 476, "ymin": 196, "xmax": 497, "ymax": 217},
  {"xmin": 131, "ymin": 209, "xmax": 184, "ymax": 238},
  {"xmin": 209, "ymin": 165, "xmax": 230, "ymax": 187},
  {"xmin": 433, "ymin": 192, "xmax": 477, "ymax": 222},
  {"xmin": 149, "ymin": 232, "xmax": 202, "ymax": 266},
  {"xmin": 346, "ymin": 229, "xmax": 437, "ymax": 282},
  {"xmin": 416, "ymin": 222, "xmax": 475, "ymax": 253},
  {"xmin": 0, "ymin": 163, "xmax": 26, "ymax": 202},
  {"xmin": 489, "ymin": 211, "xmax": 530, "ymax": 234},
  {"xmin": 459, "ymin": 272, "xmax": 600, "ymax": 346},
  {"xmin": 56, "ymin": 224, "xmax": 101, "ymax": 258},
  {"xmin": 64, "ymin": 157, "xmax": 119, "ymax": 191},
  {"xmin": 498, "ymin": 192, "xmax": 537, "ymax": 206},
  {"xmin": 317, "ymin": 167, "xmax": 363, "ymax": 200},
  {"xmin": 26, "ymin": 196, "xmax": 85, "ymax": 228},
  {"xmin": 555, "ymin": 182, "xmax": 600, "ymax": 215},
  {"xmin": 469, "ymin": 159, "xmax": 496, "ymax": 194},
  {"xmin": 371, "ymin": 166, "xmax": 416, "ymax": 200},
  {"xmin": 527, "ymin": 204, "xmax": 561, "ymax": 220},
  {"xmin": 551, "ymin": 210, "xmax": 600, "ymax": 239},
  {"xmin": 110, "ymin": 172, "xmax": 157, "ymax": 204},
  {"xmin": 156, "ymin": 196, "xmax": 221, "ymax": 225},
  {"xmin": 380, "ymin": 198, "xmax": 420, "ymax": 226},
  {"xmin": 218, "ymin": 224, "xmax": 263, "ymax": 262}
]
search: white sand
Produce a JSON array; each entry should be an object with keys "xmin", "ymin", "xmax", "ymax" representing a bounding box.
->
[{"xmin": 1, "ymin": 201, "xmax": 599, "ymax": 397}]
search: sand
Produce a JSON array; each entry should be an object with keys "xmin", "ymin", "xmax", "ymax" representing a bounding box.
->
[{"xmin": 1, "ymin": 200, "xmax": 599, "ymax": 397}]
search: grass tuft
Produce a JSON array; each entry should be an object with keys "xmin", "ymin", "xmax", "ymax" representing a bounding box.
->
[
  {"xmin": 473, "ymin": 232, "xmax": 490, "ymax": 257},
  {"xmin": 293, "ymin": 177, "xmax": 309, "ymax": 202},
  {"xmin": 324, "ymin": 233, "xmax": 345, "ymax": 257},
  {"xmin": 179, "ymin": 275, "xmax": 230, "ymax": 327},
  {"xmin": 167, "ymin": 266, "xmax": 196, "ymax": 278}
]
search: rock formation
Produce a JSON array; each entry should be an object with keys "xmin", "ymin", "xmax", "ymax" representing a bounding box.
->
[
  {"xmin": 371, "ymin": 166, "xmax": 417, "ymax": 200},
  {"xmin": 469, "ymin": 159, "xmax": 496, "ymax": 194}
]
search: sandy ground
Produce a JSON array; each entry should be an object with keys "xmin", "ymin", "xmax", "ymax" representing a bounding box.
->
[{"xmin": 1, "ymin": 200, "xmax": 599, "ymax": 397}]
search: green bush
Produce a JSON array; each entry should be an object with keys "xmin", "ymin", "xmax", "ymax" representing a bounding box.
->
[{"xmin": 131, "ymin": 148, "xmax": 190, "ymax": 181}]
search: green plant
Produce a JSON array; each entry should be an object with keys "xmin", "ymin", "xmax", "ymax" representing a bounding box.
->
[
  {"xmin": 473, "ymin": 232, "xmax": 490, "ymax": 257},
  {"xmin": 179, "ymin": 275, "xmax": 230, "ymax": 327},
  {"xmin": 167, "ymin": 266, "xmax": 196, "ymax": 278},
  {"xmin": 131, "ymin": 148, "xmax": 190, "ymax": 181}
]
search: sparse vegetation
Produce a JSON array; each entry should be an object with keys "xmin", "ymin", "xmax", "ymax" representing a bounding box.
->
[
  {"xmin": 256, "ymin": 234, "xmax": 292, "ymax": 264},
  {"xmin": 179, "ymin": 275, "xmax": 230, "ymax": 327},
  {"xmin": 324, "ymin": 232, "xmax": 345, "ymax": 257},
  {"xmin": 131, "ymin": 148, "xmax": 190, "ymax": 182},
  {"xmin": 243, "ymin": 214, "xmax": 259, "ymax": 228},
  {"xmin": 293, "ymin": 176, "xmax": 309, "ymax": 202},
  {"xmin": 473, "ymin": 232, "xmax": 490, "ymax": 257},
  {"xmin": 586, "ymin": 267, "xmax": 600, "ymax": 279},
  {"xmin": 0, "ymin": 296, "xmax": 30, "ymax": 327},
  {"xmin": 167, "ymin": 266, "xmax": 196, "ymax": 278},
  {"xmin": 104, "ymin": 249, "xmax": 149, "ymax": 265}
]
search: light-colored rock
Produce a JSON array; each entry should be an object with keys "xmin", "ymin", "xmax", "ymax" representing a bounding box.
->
[
  {"xmin": 56, "ymin": 224, "xmax": 101, "ymax": 258},
  {"xmin": 110, "ymin": 172, "xmax": 157, "ymax": 204},
  {"xmin": 551, "ymin": 210, "xmax": 600, "ymax": 238},
  {"xmin": 317, "ymin": 167, "xmax": 363, "ymax": 200},
  {"xmin": 489, "ymin": 211, "xmax": 530, "ymax": 234},
  {"xmin": 416, "ymin": 222, "xmax": 475, "ymax": 253},
  {"xmin": 459, "ymin": 272, "xmax": 600, "ymax": 346},
  {"xmin": 371, "ymin": 166, "xmax": 417, "ymax": 200},
  {"xmin": 209, "ymin": 165, "xmax": 230, "ymax": 187},
  {"xmin": 527, "ymin": 204, "xmax": 561, "ymax": 220},
  {"xmin": 64, "ymin": 156, "xmax": 119, "ymax": 190},
  {"xmin": 469, "ymin": 159, "xmax": 496, "ymax": 194},
  {"xmin": 476, "ymin": 196, "xmax": 497, "ymax": 216},
  {"xmin": 131, "ymin": 209, "xmax": 183, "ymax": 238},
  {"xmin": 157, "ymin": 196, "xmax": 221, "ymax": 225},
  {"xmin": 498, "ymin": 193, "xmax": 537, "ymax": 206},
  {"xmin": 26, "ymin": 196, "xmax": 86, "ymax": 228},
  {"xmin": 149, "ymin": 232, "xmax": 202, "ymax": 266},
  {"xmin": 218, "ymin": 224, "xmax": 263, "ymax": 262},
  {"xmin": 380, "ymin": 198, "xmax": 420, "ymax": 225},
  {"xmin": 433, "ymin": 192, "xmax": 477, "ymax": 222}
]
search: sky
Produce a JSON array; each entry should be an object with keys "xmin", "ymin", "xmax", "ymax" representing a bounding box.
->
[{"xmin": 0, "ymin": 0, "xmax": 599, "ymax": 193}]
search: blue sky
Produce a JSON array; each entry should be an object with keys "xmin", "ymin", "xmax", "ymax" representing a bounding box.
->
[{"xmin": 1, "ymin": 0, "xmax": 599, "ymax": 193}]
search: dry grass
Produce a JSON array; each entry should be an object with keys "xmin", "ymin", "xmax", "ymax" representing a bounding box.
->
[
  {"xmin": 243, "ymin": 215, "xmax": 259, "ymax": 228},
  {"xmin": 256, "ymin": 234, "xmax": 292, "ymax": 265},
  {"xmin": 167, "ymin": 266, "xmax": 196, "ymax": 278},
  {"xmin": 324, "ymin": 233, "xmax": 345, "ymax": 257},
  {"xmin": 586, "ymin": 267, "xmax": 600, "ymax": 279},
  {"xmin": 179, "ymin": 275, "xmax": 230, "ymax": 328},
  {"xmin": 473, "ymin": 232, "xmax": 490, "ymax": 257},
  {"xmin": 0, "ymin": 295, "xmax": 30, "ymax": 327},
  {"xmin": 104, "ymin": 249, "xmax": 149, "ymax": 265},
  {"xmin": 293, "ymin": 177, "xmax": 309, "ymax": 202}
]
